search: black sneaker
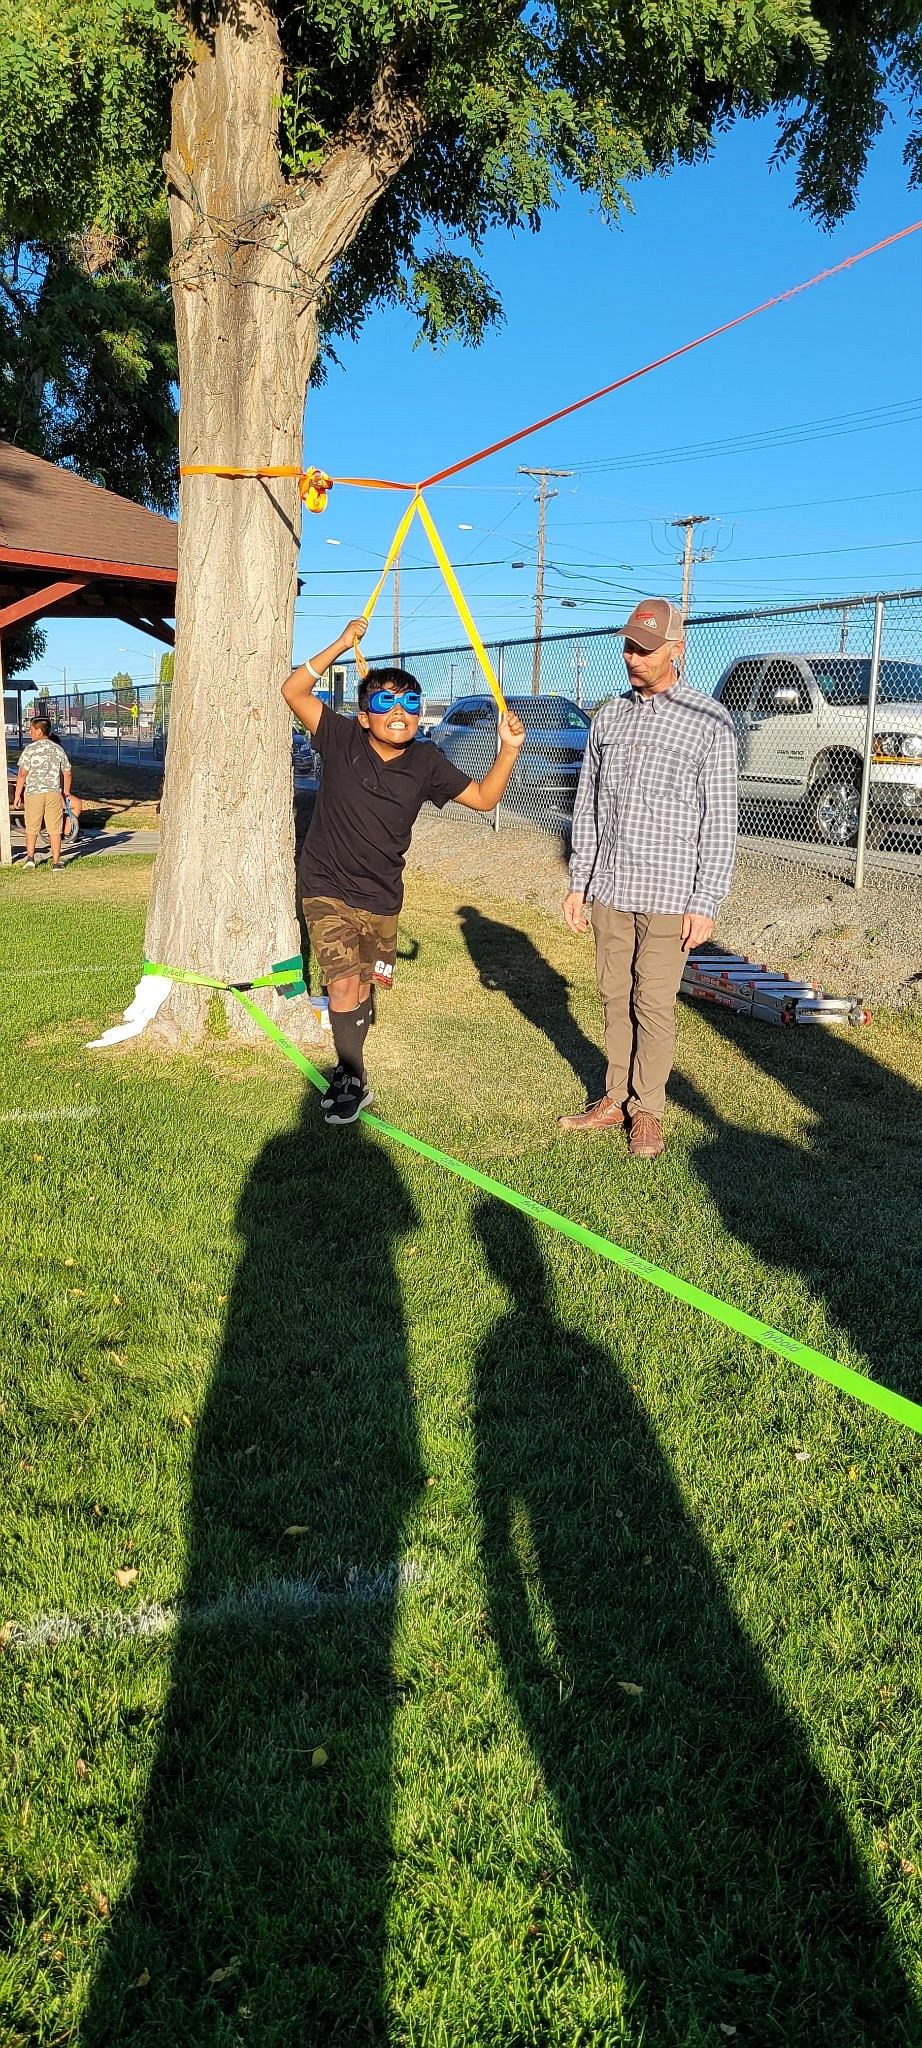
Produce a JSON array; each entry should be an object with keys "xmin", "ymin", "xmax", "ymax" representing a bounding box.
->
[
  {"xmin": 321, "ymin": 1062, "xmax": 347, "ymax": 1115},
  {"xmin": 323, "ymin": 1072, "xmax": 372, "ymax": 1126}
]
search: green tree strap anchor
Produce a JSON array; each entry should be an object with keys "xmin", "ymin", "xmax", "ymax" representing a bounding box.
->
[
  {"xmin": 141, "ymin": 960, "xmax": 922, "ymax": 1440},
  {"xmin": 143, "ymin": 956, "xmax": 307, "ymax": 996}
]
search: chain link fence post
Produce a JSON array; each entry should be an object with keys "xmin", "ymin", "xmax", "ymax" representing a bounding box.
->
[
  {"xmin": 493, "ymin": 644, "xmax": 504, "ymax": 832},
  {"xmin": 854, "ymin": 595, "xmax": 885, "ymax": 892}
]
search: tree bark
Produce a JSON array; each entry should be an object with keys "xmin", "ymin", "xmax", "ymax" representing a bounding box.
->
[{"xmin": 146, "ymin": 6, "xmax": 425, "ymax": 1043}]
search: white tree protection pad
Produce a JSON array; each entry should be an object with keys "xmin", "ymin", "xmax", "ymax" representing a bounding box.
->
[{"xmin": 87, "ymin": 973, "xmax": 173, "ymax": 1047}]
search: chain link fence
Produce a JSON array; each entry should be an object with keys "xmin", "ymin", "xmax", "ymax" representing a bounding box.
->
[
  {"xmin": 338, "ymin": 589, "xmax": 922, "ymax": 881},
  {"xmin": 3, "ymin": 680, "xmax": 169, "ymax": 769},
  {"xmin": 683, "ymin": 593, "xmax": 922, "ymax": 885},
  {"xmin": 7, "ymin": 589, "xmax": 922, "ymax": 881}
]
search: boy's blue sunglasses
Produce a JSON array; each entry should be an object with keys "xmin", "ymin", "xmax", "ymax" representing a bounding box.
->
[{"xmin": 368, "ymin": 687, "xmax": 422, "ymax": 715}]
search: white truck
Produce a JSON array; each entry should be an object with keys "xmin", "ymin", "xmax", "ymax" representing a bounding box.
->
[{"xmin": 712, "ymin": 651, "xmax": 922, "ymax": 845}]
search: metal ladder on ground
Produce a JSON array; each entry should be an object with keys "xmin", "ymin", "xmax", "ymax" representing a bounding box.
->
[{"xmin": 682, "ymin": 951, "xmax": 869, "ymax": 1027}]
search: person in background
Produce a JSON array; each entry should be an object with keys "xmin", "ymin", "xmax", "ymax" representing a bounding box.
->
[
  {"xmin": 12, "ymin": 717, "xmax": 73, "ymax": 871},
  {"xmin": 559, "ymin": 598, "xmax": 738, "ymax": 1159}
]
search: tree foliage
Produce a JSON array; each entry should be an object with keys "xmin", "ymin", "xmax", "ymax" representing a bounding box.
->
[
  {"xmin": 2, "ymin": 624, "xmax": 45, "ymax": 678},
  {"xmin": 2, "ymin": 0, "xmax": 922, "ymax": 472},
  {"xmin": 0, "ymin": 219, "xmax": 178, "ymax": 508},
  {"xmin": 0, "ymin": 0, "xmax": 180, "ymax": 503}
]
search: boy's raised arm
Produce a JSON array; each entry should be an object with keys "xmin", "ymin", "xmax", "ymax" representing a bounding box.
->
[
  {"xmin": 455, "ymin": 710, "xmax": 526, "ymax": 812},
  {"xmin": 282, "ymin": 617, "xmax": 368, "ymax": 734}
]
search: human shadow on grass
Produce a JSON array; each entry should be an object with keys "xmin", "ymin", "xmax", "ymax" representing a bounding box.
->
[
  {"xmin": 82, "ymin": 1099, "xmax": 423, "ymax": 2045},
  {"xmin": 458, "ymin": 902, "xmax": 605, "ymax": 1099},
  {"xmin": 671, "ymin": 1000, "xmax": 922, "ymax": 1403},
  {"xmin": 473, "ymin": 1199, "xmax": 918, "ymax": 2047}
]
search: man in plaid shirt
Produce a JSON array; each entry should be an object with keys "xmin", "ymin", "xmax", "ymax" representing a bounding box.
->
[{"xmin": 560, "ymin": 597, "xmax": 737, "ymax": 1158}]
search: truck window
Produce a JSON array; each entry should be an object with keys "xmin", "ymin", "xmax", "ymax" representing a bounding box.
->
[
  {"xmin": 811, "ymin": 658, "xmax": 865, "ymax": 706},
  {"xmin": 719, "ymin": 660, "xmax": 762, "ymax": 712},
  {"xmin": 755, "ymin": 660, "xmax": 811, "ymax": 715}
]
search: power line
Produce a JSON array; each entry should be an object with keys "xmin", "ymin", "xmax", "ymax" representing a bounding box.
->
[{"xmin": 564, "ymin": 395, "xmax": 922, "ymax": 475}]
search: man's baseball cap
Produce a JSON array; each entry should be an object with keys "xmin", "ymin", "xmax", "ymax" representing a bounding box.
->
[{"xmin": 619, "ymin": 598, "xmax": 684, "ymax": 651}]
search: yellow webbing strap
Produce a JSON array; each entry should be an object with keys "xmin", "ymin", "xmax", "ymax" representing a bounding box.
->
[
  {"xmin": 353, "ymin": 496, "xmax": 422, "ymax": 677},
  {"xmin": 414, "ymin": 498, "xmax": 507, "ymax": 715},
  {"xmin": 353, "ymin": 494, "xmax": 507, "ymax": 713}
]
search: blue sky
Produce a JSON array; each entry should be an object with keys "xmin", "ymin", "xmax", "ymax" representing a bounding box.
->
[{"xmin": 33, "ymin": 107, "xmax": 922, "ymax": 691}]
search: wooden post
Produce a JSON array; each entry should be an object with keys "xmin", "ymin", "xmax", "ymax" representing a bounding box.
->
[{"xmin": 0, "ymin": 640, "xmax": 13, "ymax": 866}]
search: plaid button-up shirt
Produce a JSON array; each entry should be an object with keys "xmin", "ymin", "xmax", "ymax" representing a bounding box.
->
[{"xmin": 569, "ymin": 684, "xmax": 738, "ymax": 919}]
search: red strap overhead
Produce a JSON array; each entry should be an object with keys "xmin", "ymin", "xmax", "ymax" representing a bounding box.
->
[{"xmin": 416, "ymin": 218, "xmax": 922, "ymax": 489}]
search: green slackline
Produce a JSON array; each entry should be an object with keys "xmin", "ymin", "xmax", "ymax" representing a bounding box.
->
[{"xmin": 140, "ymin": 960, "xmax": 922, "ymax": 1440}]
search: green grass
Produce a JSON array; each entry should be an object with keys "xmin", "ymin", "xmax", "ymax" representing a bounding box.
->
[{"xmin": 1, "ymin": 856, "xmax": 921, "ymax": 2047}]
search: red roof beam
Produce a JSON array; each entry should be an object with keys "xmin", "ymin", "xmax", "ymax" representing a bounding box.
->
[
  {"xmin": 114, "ymin": 609, "xmax": 175, "ymax": 648},
  {"xmin": 0, "ymin": 547, "xmax": 175, "ymax": 584},
  {"xmin": 0, "ymin": 578, "xmax": 89, "ymax": 631}
]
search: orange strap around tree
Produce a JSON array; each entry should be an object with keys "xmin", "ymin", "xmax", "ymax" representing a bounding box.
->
[{"xmin": 179, "ymin": 464, "xmax": 335, "ymax": 512}]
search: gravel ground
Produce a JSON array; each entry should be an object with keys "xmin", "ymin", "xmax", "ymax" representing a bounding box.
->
[{"xmin": 406, "ymin": 809, "xmax": 922, "ymax": 1012}]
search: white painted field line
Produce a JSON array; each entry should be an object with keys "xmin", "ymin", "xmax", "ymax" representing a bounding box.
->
[
  {"xmin": 4, "ymin": 1564, "xmax": 426, "ymax": 1654},
  {"xmin": 1, "ymin": 1104, "xmax": 101, "ymax": 1124}
]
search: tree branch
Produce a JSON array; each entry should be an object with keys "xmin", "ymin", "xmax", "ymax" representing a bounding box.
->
[
  {"xmin": 278, "ymin": 53, "xmax": 429, "ymax": 285},
  {"xmin": 163, "ymin": 150, "xmax": 197, "ymax": 212}
]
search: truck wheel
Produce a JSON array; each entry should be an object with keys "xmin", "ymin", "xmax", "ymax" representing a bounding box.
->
[{"xmin": 808, "ymin": 768, "xmax": 861, "ymax": 846}]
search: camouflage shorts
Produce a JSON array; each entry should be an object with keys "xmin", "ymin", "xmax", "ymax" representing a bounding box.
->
[{"xmin": 302, "ymin": 896, "xmax": 400, "ymax": 988}]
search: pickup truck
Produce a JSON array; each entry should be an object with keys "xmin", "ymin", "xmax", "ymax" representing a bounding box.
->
[{"xmin": 712, "ymin": 651, "xmax": 922, "ymax": 845}]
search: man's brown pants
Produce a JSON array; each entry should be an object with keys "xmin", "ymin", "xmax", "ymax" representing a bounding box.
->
[{"xmin": 590, "ymin": 905, "xmax": 686, "ymax": 1118}]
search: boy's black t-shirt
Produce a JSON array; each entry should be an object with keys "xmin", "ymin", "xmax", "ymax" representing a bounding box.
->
[{"xmin": 298, "ymin": 706, "xmax": 474, "ymax": 914}]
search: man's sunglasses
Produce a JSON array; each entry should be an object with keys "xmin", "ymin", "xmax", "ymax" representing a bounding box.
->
[{"xmin": 368, "ymin": 687, "xmax": 422, "ymax": 715}]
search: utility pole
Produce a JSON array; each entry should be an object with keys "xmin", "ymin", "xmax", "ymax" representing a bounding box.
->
[
  {"xmin": 671, "ymin": 514, "xmax": 715, "ymax": 619},
  {"xmin": 519, "ymin": 465, "xmax": 572, "ymax": 692},
  {"xmin": 392, "ymin": 555, "xmax": 400, "ymax": 664}
]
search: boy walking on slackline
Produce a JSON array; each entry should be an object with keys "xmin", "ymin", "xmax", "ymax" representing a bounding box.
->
[{"xmin": 283, "ymin": 618, "xmax": 526, "ymax": 1125}]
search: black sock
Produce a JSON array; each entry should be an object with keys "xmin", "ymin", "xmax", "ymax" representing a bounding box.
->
[{"xmin": 330, "ymin": 1003, "xmax": 370, "ymax": 1085}]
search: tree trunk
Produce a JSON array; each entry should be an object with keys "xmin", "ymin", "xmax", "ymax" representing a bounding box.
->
[{"xmin": 146, "ymin": 4, "xmax": 425, "ymax": 1044}]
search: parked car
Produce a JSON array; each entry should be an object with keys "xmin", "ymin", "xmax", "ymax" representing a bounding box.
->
[
  {"xmin": 430, "ymin": 694, "xmax": 590, "ymax": 812},
  {"xmin": 713, "ymin": 652, "xmax": 922, "ymax": 845},
  {"xmin": 292, "ymin": 732, "xmax": 314, "ymax": 771}
]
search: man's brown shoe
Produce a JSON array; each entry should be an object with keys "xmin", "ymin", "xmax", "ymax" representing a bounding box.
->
[
  {"xmin": 629, "ymin": 1111, "xmax": 664, "ymax": 1159},
  {"xmin": 558, "ymin": 1093, "xmax": 626, "ymax": 1133}
]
